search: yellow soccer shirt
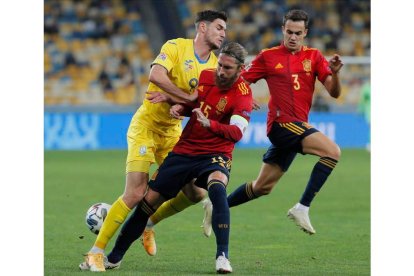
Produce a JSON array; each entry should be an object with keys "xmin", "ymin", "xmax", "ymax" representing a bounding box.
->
[{"xmin": 134, "ymin": 38, "xmax": 218, "ymax": 137}]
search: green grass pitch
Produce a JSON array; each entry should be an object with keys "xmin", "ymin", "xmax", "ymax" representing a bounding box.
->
[{"xmin": 44, "ymin": 148, "xmax": 370, "ymax": 275}]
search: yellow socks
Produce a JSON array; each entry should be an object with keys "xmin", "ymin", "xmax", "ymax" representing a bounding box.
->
[
  {"xmin": 149, "ymin": 191, "xmax": 196, "ymax": 225},
  {"xmin": 94, "ymin": 196, "xmax": 131, "ymax": 250}
]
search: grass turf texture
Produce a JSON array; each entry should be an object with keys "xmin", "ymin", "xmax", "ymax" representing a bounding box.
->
[{"xmin": 45, "ymin": 148, "xmax": 370, "ymax": 275}]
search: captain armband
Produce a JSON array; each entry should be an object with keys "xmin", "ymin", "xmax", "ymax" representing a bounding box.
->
[{"xmin": 230, "ymin": 114, "xmax": 249, "ymax": 135}]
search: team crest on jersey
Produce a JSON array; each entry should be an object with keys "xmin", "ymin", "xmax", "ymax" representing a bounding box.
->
[
  {"xmin": 302, "ymin": 59, "xmax": 312, "ymax": 73},
  {"xmin": 216, "ymin": 97, "xmax": 227, "ymax": 112},
  {"xmin": 184, "ymin": 60, "xmax": 194, "ymax": 71},
  {"xmin": 139, "ymin": 146, "xmax": 147, "ymax": 156}
]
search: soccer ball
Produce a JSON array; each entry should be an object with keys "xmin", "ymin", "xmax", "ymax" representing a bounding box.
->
[{"xmin": 85, "ymin": 202, "xmax": 111, "ymax": 234}]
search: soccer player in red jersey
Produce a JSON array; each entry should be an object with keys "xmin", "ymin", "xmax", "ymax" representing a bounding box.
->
[
  {"xmin": 204, "ymin": 9, "xmax": 344, "ymax": 235},
  {"xmin": 104, "ymin": 42, "xmax": 252, "ymax": 274}
]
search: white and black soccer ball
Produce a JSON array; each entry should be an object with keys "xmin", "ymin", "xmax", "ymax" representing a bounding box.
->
[{"xmin": 85, "ymin": 202, "xmax": 111, "ymax": 235}]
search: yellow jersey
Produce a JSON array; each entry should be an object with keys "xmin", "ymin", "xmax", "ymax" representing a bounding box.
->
[{"xmin": 133, "ymin": 38, "xmax": 218, "ymax": 137}]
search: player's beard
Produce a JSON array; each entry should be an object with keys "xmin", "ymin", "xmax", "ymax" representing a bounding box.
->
[{"xmin": 215, "ymin": 73, "xmax": 237, "ymax": 89}]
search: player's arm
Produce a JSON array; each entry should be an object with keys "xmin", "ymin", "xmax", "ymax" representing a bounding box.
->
[
  {"xmin": 193, "ymin": 108, "xmax": 248, "ymax": 142},
  {"xmin": 323, "ymin": 54, "xmax": 343, "ymax": 98},
  {"xmin": 149, "ymin": 65, "xmax": 197, "ymax": 103},
  {"xmin": 193, "ymin": 93, "xmax": 252, "ymax": 142},
  {"xmin": 171, "ymin": 101, "xmax": 196, "ymax": 118}
]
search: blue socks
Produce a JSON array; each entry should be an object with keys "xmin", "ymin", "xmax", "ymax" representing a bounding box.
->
[
  {"xmin": 300, "ymin": 157, "xmax": 338, "ymax": 206},
  {"xmin": 207, "ymin": 180, "xmax": 230, "ymax": 259},
  {"xmin": 227, "ymin": 182, "xmax": 257, "ymax": 207}
]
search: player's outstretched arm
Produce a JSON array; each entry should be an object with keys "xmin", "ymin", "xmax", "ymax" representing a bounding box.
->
[{"xmin": 149, "ymin": 65, "xmax": 197, "ymax": 103}]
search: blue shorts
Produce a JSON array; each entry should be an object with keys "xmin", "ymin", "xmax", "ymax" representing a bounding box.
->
[
  {"xmin": 263, "ymin": 122, "xmax": 319, "ymax": 172},
  {"xmin": 149, "ymin": 152, "xmax": 231, "ymax": 200}
]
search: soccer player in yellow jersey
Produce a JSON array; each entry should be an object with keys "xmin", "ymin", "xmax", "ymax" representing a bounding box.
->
[{"xmin": 79, "ymin": 10, "xmax": 227, "ymax": 272}]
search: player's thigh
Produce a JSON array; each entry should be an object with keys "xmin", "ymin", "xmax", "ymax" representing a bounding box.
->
[
  {"xmin": 301, "ymin": 131, "xmax": 341, "ymax": 159},
  {"xmin": 262, "ymin": 144, "xmax": 297, "ymax": 172},
  {"xmin": 122, "ymin": 171, "xmax": 150, "ymax": 208},
  {"xmin": 150, "ymin": 153, "xmax": 195, "ymax": 200},
  {"xmin": 194, "ymin": 155, "xmax": 231, "ymax": 190}
]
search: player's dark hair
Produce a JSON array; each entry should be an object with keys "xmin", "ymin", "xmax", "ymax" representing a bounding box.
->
[
  {"xmin": 220, "ymin": 42, "xmax": 248, "ymax": 65},
  {"xmin": 283, "ymin": 9, "xmax": 309, "ymax": 28},
  {"xmin": 195, "ymin": 10, "xmax": 227, "ymax": 27}
]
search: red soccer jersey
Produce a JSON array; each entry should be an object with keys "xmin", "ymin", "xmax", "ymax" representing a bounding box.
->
[
  {"xmin": 173, "ymin": 69, "xmax": 253, "ymax": 158},
  {"xmin": 242, "ymin": 43, "xmax": 332, "ymax": 133}
]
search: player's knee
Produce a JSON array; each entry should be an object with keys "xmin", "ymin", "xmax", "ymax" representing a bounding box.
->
[
  {"xmin": 183, "ymin": 186, "xmax": 206, "ymax": 203},
  {"xmin": 189, "ymin": 191, "xmax": 206, "ymax": 202},
  {"xmin": 255, "ymin": 185, "xmax": 273, "ymax": 196},
  {"xmin": 122, "ymin": 191, "xmax": 145, "ymax": 208},
  {"xmin": 328, "ymin": 144, "xmax": 341, "ymax": 160},
  {"xmin": 253, "ymin": 180, "xmax": 275, "ymax": 196}
]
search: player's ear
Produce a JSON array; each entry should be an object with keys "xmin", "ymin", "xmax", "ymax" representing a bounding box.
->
[
  {"xmin": 304, "ymin": 28, "xmax": 308, "ymax": 37},
  {"xmin": 199, "ymin": 21, "xmax": 207, "ymax": 33}
]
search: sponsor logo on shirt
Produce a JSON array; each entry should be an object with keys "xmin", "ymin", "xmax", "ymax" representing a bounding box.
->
[
  {"xmin": 158, "ymin": 52, "xmax": 167, "ymax": 61},
  {"xmin": 275, "ymin": 63, "xmax": 284, "ymax": 69},
  {"xmin": 184, "ymin": 59, "xmax": 194, "ymax": 71}
]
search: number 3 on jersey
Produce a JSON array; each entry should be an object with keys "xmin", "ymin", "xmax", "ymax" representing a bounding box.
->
[{"xmin": 292, "ymin": 74, "xmax": 300, "ymax": 90}]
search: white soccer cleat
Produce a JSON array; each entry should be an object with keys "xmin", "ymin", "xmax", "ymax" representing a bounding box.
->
[
  {"xmin": 104, "ymin": 256, "xmax": 121, "ymax": 270},
  {"xmin": 287, "ymin": 204, "xmax": 316, "ymax": 235},
  {"xmin": 79, "ymin": 252, "xmax": 105, "ymax": 272},
  {"xmin": 216, "ymin": 253, "xmax": 232, "ymax": 274},
  {"xmin": 201, "ymin": 198, "xmax": 213, "ymax": 237}
]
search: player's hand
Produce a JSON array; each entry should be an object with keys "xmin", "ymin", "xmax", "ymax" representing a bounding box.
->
[
  {"xmin": 146, "ymin": 91, "xmax": 170, "ymax": 103},
  {"xmin": 329, "ymin": 54, "xmax": 344, "ymax": 74},
  {"xmin": 192, "ymin": 108, "xmax": 210, "ymax": 128},
  {"xmin": 252, "ymin": 98, "xmax": 261, "ymax": 110},
  {"xmin": 187, "ymin": 90, "xmax": 198, "ymax": 102},
  {"xmin": 170, "ymin": 104, "xmax": 185, "ymax": 119}
]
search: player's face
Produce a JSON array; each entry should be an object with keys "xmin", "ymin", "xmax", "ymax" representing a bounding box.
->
[
  {"xmin": 205, "ymin": 19, "xmax": 226, "ymax": 50},
  {"xmin": 282, "ymin": 20, "xmax": 308, "ymax": 53},
  {"xmin": 215, "ymin": 54, "xmax": 242, "ymax": 89}
]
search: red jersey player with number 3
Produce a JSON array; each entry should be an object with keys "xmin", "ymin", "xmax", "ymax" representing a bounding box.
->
[{"xmin": 204, "ymin": 9, "xmax": 344, "ymax": 236}]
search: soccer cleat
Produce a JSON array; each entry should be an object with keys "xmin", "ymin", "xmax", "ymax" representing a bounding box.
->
[
  {"xmin": 201, "ymin": 198, "xmax": 213, "ymax": 237},
  {"xmin": 141, "ymin": 229, "xmax": 157, "ymax": 256},
  {"xmin": 216, "ymin": 253, "xmax": 232, "ymax": 274},
  {"xmin": 79, "ymin": 252, "xmax": 105, "ymax": 272},
  {"xmin": 104, "ymin": 256, "xmax": 121, "ymax": 270},
  {"xmin": 287, "ymin": 204, "xmax": 316, "ymax": 235}
]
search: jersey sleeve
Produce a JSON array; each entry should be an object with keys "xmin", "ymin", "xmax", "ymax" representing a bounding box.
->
[
  {"xmin": 209, "ymin": 83, "xmax": 253, "ymax": 142},
  {"xmin": 151, "ymin": 39, "xmax": 179, "ymax": 72},
  {"xmin": 315, "ymin": 50, "xmax": 332, "ymax": 83},
  {"xmin": 242, "ymin": 51, "xmax": 267, "ymax": 84}
]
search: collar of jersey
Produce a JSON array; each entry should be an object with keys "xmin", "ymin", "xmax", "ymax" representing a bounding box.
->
[{"xmin": 194, "ymin": 48, "xmax": 210, "ymax": 64}]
